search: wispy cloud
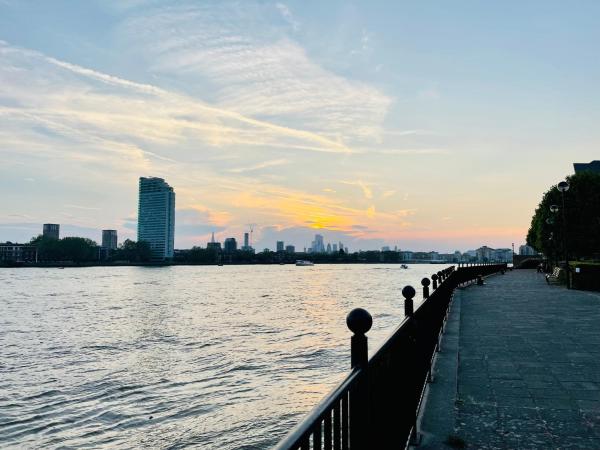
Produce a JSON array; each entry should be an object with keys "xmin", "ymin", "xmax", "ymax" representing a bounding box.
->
[
  {"xmin": 340, "ymin": 180, "xmax": 373, "ymax": 199},
  {"xmin": 117, "ymin": 2, "xmax": 392, "ymax": 141},
  {"xmin": 64, "ymin": 204, "xmax": 101, "ymax": 211},
  {"xmin": 275, "ymin": 3, "xmax": 299, "ymax": 31},
  {"xmin": 228, "ymin": 158, "xmax": 289, "ymax": 173}
]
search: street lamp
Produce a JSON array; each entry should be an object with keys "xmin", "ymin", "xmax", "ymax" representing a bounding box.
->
[
  {"xmin": 556, "ymin": 181, "xmax": 570, "ymax": 288},
  {"xmin": 546, "ymin": 218, "xmax": 555, "ymax": 267}
]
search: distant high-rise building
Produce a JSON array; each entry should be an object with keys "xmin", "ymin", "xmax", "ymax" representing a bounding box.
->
[
  {"xmin": 326, "ymin": 243, "xmax": 332, "ymax": 253},
  {"xmin": 244, "ymin": 233, "xmax": 249, "ymax": 248},
  {"xmin": 207, "ymin": 232, "xmax": 221, "ymax": 251},
  {"xmin": 573, "ymin": 160, "xmax": 600, "ymax": 174},
  {"xmin": 102, "ymin": 230, "xmax": 118, "ymax": 250},
  {"xmin": 285, "ymin": 245, "xmax": 295, "ymax": 253},
  {"xmin": 224, "ymin": 238, "xmax": 237, "ymax": 252},
  {"xmin": 276, "ymin": 241, "xmax": 284, "ymax": 252},
  {"xmin": 43, "ymin": 223, "xmax": 60, "ymax": 240},
  {"xmin": 311, "ymin": 234, "xmax": 325, "ymax": 253},
  {"xmin": 332, "ymin": 244, "xmax": 338, "ymax": 252},
  {"xmin": 382, "ymin": 246, "xmax": 390, "ymax": 252},
  {"xmin": 137, "ymin": 177, "xmax": 175, "ymax": 260}
]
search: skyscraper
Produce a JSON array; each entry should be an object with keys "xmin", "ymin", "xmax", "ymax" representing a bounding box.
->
[
  {"xmin": 224, "ymin": 238, "xmax": 237, "ymax": 252},
  {"xmin": 207, "ymin": 232, "xmax": 221, "ymax": 250},
  {"xmin": 137, "ymin": 177, "xmax": 175, "ymax": 260},
  {"xmin": 277, "ymin": 241, "xmax": 284, "ymax": 252},
  {"xmin": 244, "ymin": 233, "xmax": 249, "ymax": 248},
  {"xmin": 43, "ymin": 223, "xmax": 60, "ymax": 240},
  {"xmin": 102, "ymin": 229, "xmax": 118, "ymax": 250},
  {"xmin": 311, "ymin": 234, "xmax": 325, "ymax": 253}
]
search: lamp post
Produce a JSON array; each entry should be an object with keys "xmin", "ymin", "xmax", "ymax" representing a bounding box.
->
[
  {"xmin": 556, "ymin": 181, "xmax": 570, "ymax": 288},
  {"xmin": 546, "ymin": 217, "xmax": 555, "ymax": 269}
]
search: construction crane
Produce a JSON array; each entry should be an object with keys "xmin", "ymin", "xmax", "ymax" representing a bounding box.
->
[{"xmin": 246, "ymin": 223, "xmax": 257, "ymax": 248}]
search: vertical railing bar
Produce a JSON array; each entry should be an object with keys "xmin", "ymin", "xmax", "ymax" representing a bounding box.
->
[
  {"xmin": 301, "ymin": 436, "xmax": 310, "ymax": 450},
  {"xmin": 324, "ymin": 408, "xmax": 332, "ymax": 450},
  {"xmin": 333, "ymin": 401, "xmax": 341, "ymax": 450},
  {"xmin": 314, "ymin": 421, "xmax": 322, "ymax": 450},
  {"xmin": 342, "ymin": 392, "xmax": 349, "ymax": 450}
]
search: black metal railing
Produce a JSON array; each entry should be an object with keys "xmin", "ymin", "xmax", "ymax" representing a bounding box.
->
[{"xmin": 274, "ymin": 263, "xmax": 507, "ymax": 450}]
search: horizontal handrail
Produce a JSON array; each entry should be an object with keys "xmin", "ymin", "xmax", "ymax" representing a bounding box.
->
[{"xmin": 274, "ymin": 263, "xmax": 507, "ymax": 450}]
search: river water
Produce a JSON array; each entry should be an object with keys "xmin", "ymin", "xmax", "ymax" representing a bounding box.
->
[{"xmin": 0, "ymin": 264, "xmax": 449, "ymax": 449}]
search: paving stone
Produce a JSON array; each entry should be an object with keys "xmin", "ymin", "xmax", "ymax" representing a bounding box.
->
[
  {"xmin": 561, "ymin": 381, "xmax": 600, "ymax": 391},
  {"xmin": 539, "ymin": 408, "xmax": 594, "ymax": 438},
  {"xmin": 534, "ymin": 397, "xmax": 578, "ymax": 410},
  {"xmin": 568, "ymin": 390, "xmax": 600, "ymax": 401},
  {"xmin": 529, "ymin": 388, "xmax": 572, "ymax": 399},
  {"xmin": 578, "ymin": 400, "xmax": 600, "ymax": 412}
]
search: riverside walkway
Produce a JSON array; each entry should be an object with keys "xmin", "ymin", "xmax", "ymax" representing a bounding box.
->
[{"xmin": 419, "ymin": 269, "xmax": 600, "ymax": 449}]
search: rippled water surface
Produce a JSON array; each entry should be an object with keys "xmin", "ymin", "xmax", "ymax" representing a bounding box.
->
[{"xmin": 0, "ymin": 264, "xmax": 449, "ymax": 449}]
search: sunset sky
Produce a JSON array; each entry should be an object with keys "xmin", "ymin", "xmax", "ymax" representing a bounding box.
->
[{"xmin": 1, "ymin": 1, "xmax": 599, "ymax": 251}]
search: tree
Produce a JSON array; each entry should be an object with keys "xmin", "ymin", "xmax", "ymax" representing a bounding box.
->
[
  {"xmin": 527, "ymin": 172, "xmax": 600, "ymax": 260},
  {"xmin": 60, "ymin": 237, "xmax": 98, "ymax": 262},
  {"xmin": 32, "ymin": 235, "xmax": 98, "ymax": 262},
  {"xmin": 113, "ymin": 239, "xmax": 152, "ymax": 262}
]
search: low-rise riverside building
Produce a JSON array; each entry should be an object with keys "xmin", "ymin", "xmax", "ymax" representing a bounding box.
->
[
  {"xmin": 0, "ymin": 243, "xmax": 38, "ymax": 263},
  {"xmin": 519, "ymin": 244, "xmax": 537, "ymax": 255}
]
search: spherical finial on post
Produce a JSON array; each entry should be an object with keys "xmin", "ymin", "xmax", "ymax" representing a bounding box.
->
[
  {"xmin": 346, "ymin": 308, "xmax": 373, "ymax": 336},
  {"xmin": 346, "ymin": 308, "xmax": 372, "ymax": 369},
  {"xmin": 437, "ymin": 271, "xmax": 443, "ymax": 282},
  {"xmin": 421, "ymin": 277, "xmax": 430, "ymax": 299},
  {"xmin": 431, "ymin": 273, "xmax": 438, "ymax": 290},
  {"xmin": 402, "ymin": 285, "xmax": 416, "ymax": 317}
]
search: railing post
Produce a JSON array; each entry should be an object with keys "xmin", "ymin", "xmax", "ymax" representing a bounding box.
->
[
  {"xmin": 402, "ymin": 286, "xmax": 416, "ymax": 318},
  {"xmin": 401, "ymin": 286, "xmax": 419, "ymax": 443},
  {"xmin": 421, "ymin": 277, "xmax": 430, "ymax": 299},
  {"xmin": 431, "ymin": 273, "xmax": 438, "ymax": 290},
  {"xmin": 477, "ymin": 274, "xmax": 484, "ymax": 285},
  {"xmin": 346, "ymin": 308, "xmax": 372, "ymax": 450}
]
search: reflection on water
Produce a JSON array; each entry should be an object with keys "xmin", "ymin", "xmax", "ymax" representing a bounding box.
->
[{"xmin": 0, "ymin": 264, "xmax": 449, "ymax": 449}]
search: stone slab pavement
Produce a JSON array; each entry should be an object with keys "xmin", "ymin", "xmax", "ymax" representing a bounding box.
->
[{"xmin": 418, "ymin": 269, "xmax": 600, "ymax": 449}]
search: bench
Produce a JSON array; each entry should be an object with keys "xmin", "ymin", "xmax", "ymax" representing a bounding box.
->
[{"xmin": 546, "ymin": 267, "xmax": 562, "ymax": 284}]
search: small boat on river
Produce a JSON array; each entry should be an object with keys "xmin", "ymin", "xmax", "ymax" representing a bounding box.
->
[{"xmin": 295, "ymin": 260, "xmax": 314, "ymax": 266}]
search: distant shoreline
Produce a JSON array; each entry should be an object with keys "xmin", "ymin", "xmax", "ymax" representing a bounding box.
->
[{"xmin": 1, "ymin": 261, "xmax": 456, "ymax": 268}]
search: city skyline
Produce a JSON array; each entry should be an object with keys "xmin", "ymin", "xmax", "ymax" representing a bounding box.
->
[{"xmin": 2, "ymin": 1, "xmax": 599, "ymax": 251}]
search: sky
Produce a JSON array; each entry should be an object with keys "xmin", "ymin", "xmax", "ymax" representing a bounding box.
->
[{"xmin": 1, "ymin": 0, "xmax": 599, "ymax": 252}]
